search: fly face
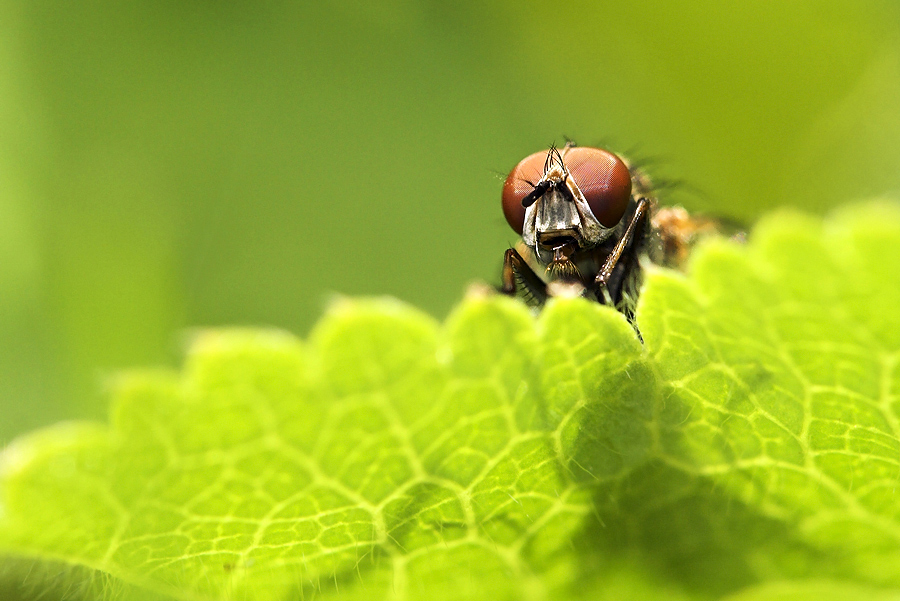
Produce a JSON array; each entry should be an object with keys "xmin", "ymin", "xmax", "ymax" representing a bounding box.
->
[
  {"xmin": 518, "ymin": 146, "xmax": 607, "ymax": 257},
  {"xmin": 500, "ymin": 143, "xmax": 655, "ymax": 320},
  {"xmin": 503, "ymin": 145, "xmax": 633, "ymax": 262}
]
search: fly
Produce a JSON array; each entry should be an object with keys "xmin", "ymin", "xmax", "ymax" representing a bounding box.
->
[{"xmin": 499, "ymin": 142, "xmax": 723, "ymax": 325}]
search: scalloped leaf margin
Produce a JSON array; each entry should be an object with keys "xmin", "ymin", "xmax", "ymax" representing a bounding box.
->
[{"xmin": 1, "ymin": 201, "xmax": 900, "ymax": 601}]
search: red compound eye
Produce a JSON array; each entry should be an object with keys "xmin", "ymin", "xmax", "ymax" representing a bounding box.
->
[
  {"xmin": 501, "ymin": 150, "xmax": 546, "ymax": 235},
  {"xmin": 562, "ymin": 147, "xmax": 632, "ymax": 228}
]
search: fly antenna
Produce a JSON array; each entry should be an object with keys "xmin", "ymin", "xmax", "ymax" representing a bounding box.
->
[{"xmin": 543, "ymin": 144, "xmax": 557, "ymax": 174}]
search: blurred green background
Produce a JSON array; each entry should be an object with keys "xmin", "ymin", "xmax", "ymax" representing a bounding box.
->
[{"xmin": 1, "ymin": 0, "xmax": 898, "ymax": 442}]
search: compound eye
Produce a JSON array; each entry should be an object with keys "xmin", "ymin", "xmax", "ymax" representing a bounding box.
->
[
  {"xmin": 563, "ymin": 147, "xmax": 632, "ymax": 228},
  {"xmin": 501, "ymin": 150, "xmax": 547, "ymax": 235}
]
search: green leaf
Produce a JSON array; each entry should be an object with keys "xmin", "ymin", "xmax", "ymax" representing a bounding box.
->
[
  {"xmin": 636, "ymin": 201, "xmax": 900, "ymax": 589},
  {"xmin": 2, "ymin": 201, "xmax": 900, "ymax": 600},
  {"xmin": 0, "ymin": 295, "xmax": 655, "ymax": 600}
]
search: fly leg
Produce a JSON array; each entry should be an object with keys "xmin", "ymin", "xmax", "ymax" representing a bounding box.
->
[
  {"xmin": 594, "ymin": 197, "xmax": 651, "ymax": 306},
  {"xmin": 501, "ymin": 247, "xmax": 548, "ymax": 305}
]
